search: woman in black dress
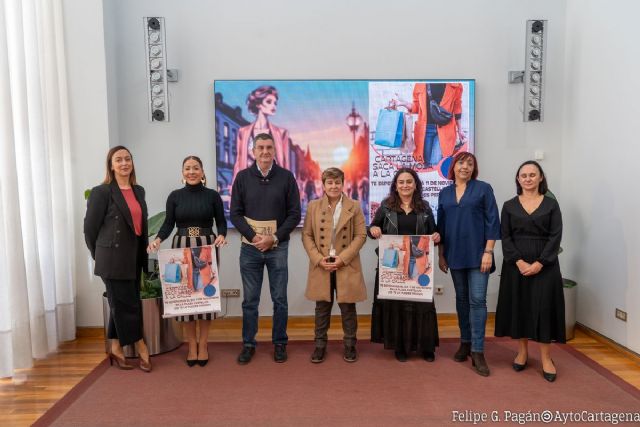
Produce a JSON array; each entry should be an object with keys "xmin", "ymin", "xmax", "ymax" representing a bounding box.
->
[
  {"xmin": 368, "ymin": 168, "xmax": 441, "ymax": 362},
  {"xmin": 494, "ymin": 160, "xmax": 565, "ymax": 382},
  {"xmin": 148, "ymin": 156, "xmax": 227, "ymax": 367}
]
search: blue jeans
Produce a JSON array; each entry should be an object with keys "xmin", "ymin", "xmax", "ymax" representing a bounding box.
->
[
  {"xmin": 424, "ymin": 124, "xmax": 443, "ymax": 166},
  {"xmin": 239, "ymin": 241, "xmax": 289, "ymax": 347},
  {"xmin": 408, "ymin": 257, "xmax": 417, "ymax": 279},
  {"xmin": 450, "ymin": 268, "xmax": 489, "ymax": 352}
]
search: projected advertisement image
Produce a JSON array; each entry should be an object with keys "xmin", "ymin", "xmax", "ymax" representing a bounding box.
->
[{"xmin": 214, "ymin": 79, "xmax": 474, "ymax": 225}]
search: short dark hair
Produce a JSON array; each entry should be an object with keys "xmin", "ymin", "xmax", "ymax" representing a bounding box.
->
[
  {"xmin": 447, "ymin": 152, "xmax": 479, "ymax": 181},
  {"xmin": 103, "ymin": 145, "xmax": 137, "ymax": 185},
  {"xmin": 254, "ymin": 133, "xmax": 274, "ymax": 145},
  {"xmin": 246, "ymin": 86, "xmax": 278, "ymax": 115},
  {"xmin": 321, "ymin": 167, "xmax": 344, "ymax": 184},
  {"xmin": 182, "ymin": 155, "xmax": 207, "ymax": 186},
  {"xmin": 515, "ymin": 160, "xmax": 548, "ymax": 195}
]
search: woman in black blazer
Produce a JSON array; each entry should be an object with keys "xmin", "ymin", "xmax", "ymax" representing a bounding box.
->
[{"xmin": 84, "ymin": 146, "xmax": 151, "ymax": 372}]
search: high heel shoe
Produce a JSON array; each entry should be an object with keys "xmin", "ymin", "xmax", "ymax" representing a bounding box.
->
[
  {"xmin": 197, "ymin": 347, "xmax": 209, "ymax": 367},
  {"xmin": 542, "ymin": 359, "xmax": 556, "ymax": 382},
  {"xmin": 139, "ymin": 354, "xmax": 152, "ymax": 373},
  {"xmin": 512, "ymin": 361, "xmax": 527, "ymax": 372},
  {"xmin": 186, "ymin": 359, "xmax": 197, "ymax": 367},
  {"xmin": 512, "ymin": 356, "xmax": 528, "ymax": 372},
  {"xmin": 107, "ymin": 352, "xmax": 133, "ymax": 370}
]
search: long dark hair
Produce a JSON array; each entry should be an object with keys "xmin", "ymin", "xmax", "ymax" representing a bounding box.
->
[
  {"xmin": 383, "ymin": 168, "xmax": 428, "ymax": 212},
  {"xmin": 515, "ymin": 160, "xmax": 548, "ymax": 195},
  {"xmin": 103, "ymin": 145, "xmax": 137, "ymax": 185},
  {"xmin": 182, "ymin": 155, "xmax": 207, "ymax": 186}
]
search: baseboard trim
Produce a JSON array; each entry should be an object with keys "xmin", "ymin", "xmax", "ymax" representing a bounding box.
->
[{"xmin": 576, "ymin": 322, "xmax": 640, "ymax": 363}]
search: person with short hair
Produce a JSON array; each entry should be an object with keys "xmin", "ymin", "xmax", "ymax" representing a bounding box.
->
[
  {"xmin": 437, "ymin": 152, "xmax": 500, "ymax": 376},
  {"xmin": 494, "ymin": 160, "xmax": 565, "ymax": 382},
  {"xmin": 231, "ymin": 133, "xmax": 301, "ymax": 364},
  {"xmin": 148, "ymin": 155, "xmax": 227, "ymax": 367},
  {"xmin": 84, "ymin": 146, "xmax": 152, "ymax": 372},
  {"xmin": 302, "ymin": 167, "xmax": 367, "ymax": 363}
]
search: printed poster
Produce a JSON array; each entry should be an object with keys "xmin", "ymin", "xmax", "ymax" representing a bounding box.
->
[
  {"xmin": 158, "ymin": 245, "xmax": 221, "ymax": 318},
  {"xmin": 378, "ymin": 235, "xmax": 434, "ymax": 302}
]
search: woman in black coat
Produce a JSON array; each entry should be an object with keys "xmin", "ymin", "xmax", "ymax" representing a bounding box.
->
[{"xmin": 84, "ymin": 146, "xmax": 151, "ymax": 372}]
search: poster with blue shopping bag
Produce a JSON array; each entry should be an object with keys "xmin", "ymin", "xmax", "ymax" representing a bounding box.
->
[
  {"xmin": 378, "ymin": 235, "xmax": 434, "ymax": 302},
  {"xmin": 374, "ymin": 108, "xmax": 404, "ymax": 148},
  {"xmin": 157, "ymin": 245, "xmax": 221, "ymax": 318}
]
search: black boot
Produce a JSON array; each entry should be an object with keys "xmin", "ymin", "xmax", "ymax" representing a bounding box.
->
[
  {"xmin": 453, "ymin": 342, "xmax": 471, "ymax": 362},
  {"xmin": 471, "ymin": 352, "xmax": 490, "ymax": 377}
]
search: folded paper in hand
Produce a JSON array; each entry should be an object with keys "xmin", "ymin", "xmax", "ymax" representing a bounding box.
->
[{"xmin": 242, "ymin": 217, "xmax": 277, "ymax": 244}]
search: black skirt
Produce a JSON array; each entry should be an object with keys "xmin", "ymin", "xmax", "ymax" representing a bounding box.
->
[
  {"xmin": 494, "ymin": 238, "xmax": 566, "ymax": 343},
  {"xmin": 371, "ymin": 268, "xmax": 439, "ymax": 354},
  {"xmin": 171, "ymin": 233, "xmax": 219, "ymax": 322}
]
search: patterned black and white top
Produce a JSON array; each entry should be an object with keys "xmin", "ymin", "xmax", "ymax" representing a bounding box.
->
[{"xmin": 157, "ymin": 183, "xmax": 227, "ymax": 322}]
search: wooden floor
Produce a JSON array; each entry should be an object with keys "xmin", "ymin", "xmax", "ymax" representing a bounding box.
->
[{"xmin": 1, "ymin": 315, "xmax": 639, "ymax": 426}]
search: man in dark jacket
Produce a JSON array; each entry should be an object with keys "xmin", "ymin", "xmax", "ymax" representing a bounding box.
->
[{"xmin": 230, "ymin": 133, "xmax": 301, "ymax": 364}]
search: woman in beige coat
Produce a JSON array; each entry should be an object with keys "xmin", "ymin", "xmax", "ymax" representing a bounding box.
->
[{"xmin": 302, "ymin": 168, "xmax": 367, "ymax": 363}]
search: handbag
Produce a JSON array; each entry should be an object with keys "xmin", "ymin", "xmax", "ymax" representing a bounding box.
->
[
  {"xmin": 427, "ymin": 84, "xmax": 453, "ymax": 126},
  {"xmin": 374, "ymin": 109, "xmax": 404, "ymax": 148},
  {"xmin": 193, "ymin": 255, "xmax": 208, "ymax": 269},
  {"xmin": 382, "ymin": 247, "xmax": 399, "ymax": 268},
  {"xmin": 397, "ymin": 249, "xmax": 406, "ymax": 271},
  {"xmin": 164, "ymin": 263, "xmax": 181, "ymax": 283},
  {"xmin": 400, "ymin": 108, "xmax": 415, "ymax": 154},
  {"xmin": 410, "ymin": 238, "xmax": 425, "ymax": 257}
]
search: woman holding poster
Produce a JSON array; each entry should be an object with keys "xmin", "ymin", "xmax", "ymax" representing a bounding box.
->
[
  {"xmin": 437, "ymin": 152, "xmax": 500, "ymax": 377},
  {"xmin": 84, "ymin": 146, "xmax": 152, "ymax": 372},
  {"xmin": 302, "ymin": 168, "xmax": 367, "ymax": 363},
  {"xmin": 368, "ymin": 168, "xmax": 441, "ymax": 362},
  {"xmin": 149, "ymin": 156, "xmax": 227, "ymax": 367},
  {"xmin": 232, "ymin": 85, "xmax": 291, "ymax": 182},
  {"xmin": 494, "ymin": 161, "xmax": 565, "ymax": 382}
]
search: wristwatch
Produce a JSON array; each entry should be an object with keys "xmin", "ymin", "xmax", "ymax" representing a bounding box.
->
[{"xmin": 272, "ymin": 234, "xmax": 279, "ymax": 247}]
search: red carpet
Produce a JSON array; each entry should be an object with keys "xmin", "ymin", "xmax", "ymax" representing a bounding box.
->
[{"xmin": 34, "ymin": 339, "xmax": 640, "ymax": 426}]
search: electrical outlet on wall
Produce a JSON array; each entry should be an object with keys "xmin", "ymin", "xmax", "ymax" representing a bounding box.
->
[
  {"xmin": 615, "ymin": 308, "xmax": 627, "ymax": 322},
  {"xmin": 221, "ymin": 289, "xmax": 240, "ymax": 298}
]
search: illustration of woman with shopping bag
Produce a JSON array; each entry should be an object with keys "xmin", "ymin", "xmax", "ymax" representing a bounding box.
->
[{"xmin": 391, "ymin": 83, "xmax": 468, "ymax": 168}]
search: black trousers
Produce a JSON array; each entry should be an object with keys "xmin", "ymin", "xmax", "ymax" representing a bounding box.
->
[
  {"xmin": 314, "ymin": 272, "xmax": 358, "ymax": 348},
  {"xmin": 103, "ymin": 273, "xmax": 143, "ymax": 347}
]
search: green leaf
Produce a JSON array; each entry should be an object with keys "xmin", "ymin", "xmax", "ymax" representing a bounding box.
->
[
  {"xmin": 147, "ymin": 211, "xmax": 166, "ymax": 237},
  {"xmin": 84, "ymin": 189, "xmax": 92, "ymax": 200}
]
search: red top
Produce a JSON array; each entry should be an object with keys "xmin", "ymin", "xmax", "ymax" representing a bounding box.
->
[{"xmin": 121, "ymin": 188, "xmax": 143, "ymax": 236}]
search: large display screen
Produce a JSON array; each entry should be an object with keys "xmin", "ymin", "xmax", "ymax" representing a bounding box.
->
[{"xmin": 214, "ymin": 80, "xmax": 474, "ymax": 226}]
